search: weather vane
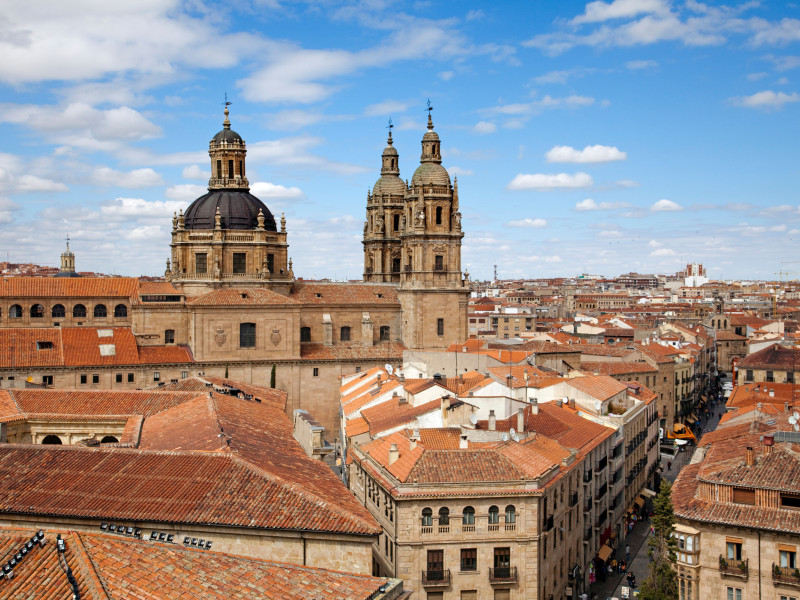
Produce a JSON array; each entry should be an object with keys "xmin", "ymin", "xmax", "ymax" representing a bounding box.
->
[
  {"xmin": 223, "ymin": 92, "xmax": 232, "ymax": 109},
  {"xmin": 387, "ymin": 118, "xmax": 393, "ymax": 131},
  {"xmin": 426, "ymin": 98, "xmax": 433, "ymax": 114},
  {"xmin": 66, "ymin": 233, "xmax": 70, "ymax": 249}
]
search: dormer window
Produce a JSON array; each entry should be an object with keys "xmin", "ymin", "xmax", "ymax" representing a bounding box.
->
[{"xmin": 36, "ymin": 341, "xmax": 53, "ymax": 350}]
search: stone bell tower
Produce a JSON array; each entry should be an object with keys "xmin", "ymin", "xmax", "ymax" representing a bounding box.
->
[{"xmin": 396, "ymin": 104, "xmax": 469, "ymax": 350}]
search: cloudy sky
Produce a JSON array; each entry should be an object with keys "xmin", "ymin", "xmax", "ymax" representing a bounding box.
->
[{"xmin": 2, "ymin": 0, "xmax": 800, "ymax": 280}]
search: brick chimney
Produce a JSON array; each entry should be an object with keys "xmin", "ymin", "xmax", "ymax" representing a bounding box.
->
[
  {"xmin": 764, "ymin": 434, "xmax": 774, "ymax": 455},
  {"xmin": 389, "ymin": 443, "xmax": 399, "ymax": 465},
  {"xmin": 488, "ymin": 410, "xmax": 496, "ymax": 431},
  {"xmin": 745, "ymin": 446, "xmax": 753, "ymax": 466}
]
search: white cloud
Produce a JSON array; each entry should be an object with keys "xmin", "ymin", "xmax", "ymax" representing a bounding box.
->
[
  {"xmin": 473, "ymin": 121, "xmax": 497, "ymax": 134},
  {"xmin": 265, "ymin": 109, "xmax": 327, "ymax": 131},
  {"xmin": 575, "ymin": 198, "xmax": 630, "ymax": 211},
  {"xmin": 545, "ymin": 144, "xmax": 627, "ymax": 163},
  {"xmin": 571, "ymin": 0, "xmax": 670, "ymax": 25},
  {"xmin": 732, "ymin": 90, "xmax": 800, "ymax": 110},
  {"xmin": 626, "ymin": 59, "xmax": 657, "ymax": 69},
  {"xmin": 182, "ymin": 165, "xmax": 209, "ymax": 180},
  {"xmin": 14, "ymin": 174, "xmax": 69, "ymax": 192},
  {"xmin": 650, "ymin": 248, "xmax": 676, "ymax": 256},
  {"xmin": 246, "ymin": 136, "xmax": 367, "ymax": 175},
  {"xmin": 250, "ymin": 182, "xmax": 304, "ymax": 199},
  {"xmin": 507, "ymin": 218, "xmax": 548, "ymax": 228},
  {"xmin": 364, "ymin": 100, "xmax": 410, "ymax": 117},
  {"xmin": 747, "ymin": 72, "xmax": 769, "ymax": 81},
  {"xmin": 125, "ymin": 225, "xmax": 165, "ymax": 242},
  {"xmin": 165, "ymin": 184, "xmax": 207, "ymax": 201},
  {"xmin": 648, "ymin": 239, "xmax": 663, "ymax": 247},
  {"xmin": 651, "ymin": 199, "xmax": 683, "ymax": 211},
  {"xmin": 91, "ymin": 167, "xmax": 163, "ymax": 187},
  {"xmin": 508, "ymin": 172, "xmax": 593, "ymax": 191},
  {"xmin": 100, "ymin": 197, "xmax": 185, "ymax": 220},
  {"xmin": 483, "ymin": 95, "xmax": 596, "ymax": 119},
  {"xmin": 448, "ymin": 167, "xmax": 473, "ymax": 176},
  {"xmin": 466, "ymin": 9, "xmax": 485, "ymax": 21},
  {"xmin": 598, "ymin": 229, "xmax": 623, "ymax": 238},
  {"xmin": 439, "ymin": 70, "xmax": 455, "ymax": 81}
]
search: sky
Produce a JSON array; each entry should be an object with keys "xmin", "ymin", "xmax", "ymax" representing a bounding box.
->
[{"xmin": 2, "ymin": 0, "xmax": 800, "ymax": 281}]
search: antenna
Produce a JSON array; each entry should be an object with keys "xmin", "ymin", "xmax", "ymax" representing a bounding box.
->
[{"xmin": 469, "ymin": 413, "xmax": 478, "ymax": 425}]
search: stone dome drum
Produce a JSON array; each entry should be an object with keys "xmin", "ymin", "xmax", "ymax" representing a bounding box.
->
[
  {"xmin": 184, "ymin": 190, "xmax": 277, "ymax": 231},
  {"xmin": 373, "ymin": 175, "xmax": 406, "ymax": 196},
  {"xmin": 411, "ymin": 163, "xmax": 451, "ymax": 187}
]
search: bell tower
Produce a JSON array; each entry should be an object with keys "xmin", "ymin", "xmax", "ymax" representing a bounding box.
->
[{"xmin": 396, "ymin": 103, "xmax": 469, "ymax": 349}]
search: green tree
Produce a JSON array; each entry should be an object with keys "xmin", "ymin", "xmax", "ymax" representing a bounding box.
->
[
  {"xmin": 270, "ymin": 364, "xmax": 276, "ymax": 389},
  {"xmin": 638, "ymin": 480, "xmax": 679, "ymax": 600}
]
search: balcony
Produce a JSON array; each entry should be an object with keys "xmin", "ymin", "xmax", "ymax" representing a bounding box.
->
[
  {"xmin": 421, "ymin": 525, "xmax": 433, "ymax": 534},
  {"xmin": 583, "ymin": 498, "xmax": 593, "ymax": 513},
  {"xmin": 542, "ymin": 515, "xmax": 554, "ymax": 532},
  {"xmin": 422, "ymin": 569, "xmax": 451, "ymax": 588},
  {"xmin": 719, "ymin": 556, "xmax": 748, "ymax": 579},
  {"xmin": 583, "ymin": 469, "xmax": 593, "ymax": 483},
  {"xmin": 569, "ymin": 491, "xmax": 578, "ymax": 507},
  {"xmin": 773, "ymin": 564, "xmax": 800, "ymax": 589},
  {"xmin": 596, "ymin": 457, "xmax": 608, "ymax": 474},
  {"xmin": 489, "ymin": 567, "xmax": 518, "ymax": 586},
  {"xmin": 583, "ymin": 528, "xmax": 593, "ymax": 542},
  {"xmin": 595, "ymin": 483, "xmax": 607, "ymax": 501}
]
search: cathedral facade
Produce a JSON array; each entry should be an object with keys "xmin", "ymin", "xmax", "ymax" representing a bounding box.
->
[{"xmin": 0, "ymin": 108, "xmax": 469, "ymax": 433}]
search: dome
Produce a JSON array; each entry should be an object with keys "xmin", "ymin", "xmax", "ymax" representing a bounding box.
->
[
  {"xmin": 422, "ymin": 130, "xmax": 440, "ymax": 142},
  {"xmin": 411, "ymin": 163, "xmax": 451, "ymax": 187},
  {"xmin": 184, "ymin": 190, "xmax": 277, "ymax": 230},
  {"xmin": 211, "ymin": 128, "xmax": 243, "ymax": 144},
  {"xmin": 373, "ymin": 175, "xmax": 405, "ymax": 196}
]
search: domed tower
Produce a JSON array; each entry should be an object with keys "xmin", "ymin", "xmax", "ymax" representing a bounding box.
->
[
  {"xmin": 363, "ymin": 123, "xmax": 406, "ymax": 282},
  {"xmin": 397, "ymin": 105, "xmax": 468, "ymax": 349},
  {"xmin": 55, "ymin": 234, "xmax": 80, "ymax": 278},
  {"xmin": 168, "ymin": 105, "xmax": 291, "ymax": 294}
]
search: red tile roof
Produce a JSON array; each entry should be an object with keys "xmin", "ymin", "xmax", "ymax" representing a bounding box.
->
[
  {"xmin": 187, "ymin": 287, "xmax": 300, "ymax": 306},
  {"xmin": 738, "ymin": 343, "xmax": 800, "ymax": 370},
  {"xmin": 0, "ymin": 277, "xmax": 139, "ymax": 298},
  {"xmin": 289, "ymin": 282, "xmax": 399, "ymax": 305},
  {"xmin": 300, "ymin": 342, "xmax": 405, "ymax": 361}
]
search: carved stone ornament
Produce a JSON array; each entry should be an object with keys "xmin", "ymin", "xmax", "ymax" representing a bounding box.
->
[
  {"xmin": 271, "ymin": 329, "xmax": 282, "ymax": 346},
  {"xmin": 214, "ymin": 329, "xmax": 227, "ymax": 347}
]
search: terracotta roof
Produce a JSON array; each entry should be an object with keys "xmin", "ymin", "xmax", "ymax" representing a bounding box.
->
[
  {"xmin": 137, "ymin": 280, "xmax": 181, "ymax": 295},
  {"xmin": 0, "ymin": 527, "xmax": 397, "ymax": 599},
  {"xmin": 487, "ymin": 365, "xmax": 563, "ymax": 389},
  {"xmin": 289, "ymin": 282, "xmax": 399, "ymax": 305},
  {"xmin": 566, "ymin": 375, "xmax": 629, "ymax": 401},
  {"xmin": 0, "ymin": 277, "xmax": 139, "ymax": 298},
  {"xmin": 738, "ymin": 344, "xmax": 800, "ymax": 370},
  {"xmin": 361, "ymin": 398, "xmax": 440, "ymax": 435},
  {"xmin": 300, "ymin": 342, "xmax": 405, "ymax": 361},
  {"xmin": 187, "ymin": 287, "xmax": 300, "ymax": 306},
  {"xmin": 578, "ymin": 344, "xmax": 639, "ymax": 358},
  {"xmin": 137, "ymin": 344, "xmax": 193, "ymax": 364}
]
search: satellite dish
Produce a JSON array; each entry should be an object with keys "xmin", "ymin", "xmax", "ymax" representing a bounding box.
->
[
  {"xmin": 790, "ymin": 415, "xmax": 798, "ymax": 425},
  {"xmin": 511, "ymin": 433, "xmax": 520, "ymax": 442},
  {"xmin": 502, "ymin": 433, "xmax": 509, "ymax": 442},
  {"xmin": 509, "ymin": 428, "xmax": 516, "ymax": 438},
  {"xmin": 470, "ymin": 413, "xmax": 478, "ymax": 425},
  {"xmin": 794, "ymin": 411, "xmax": 799, "ymax": 420},
  {"xmin": 795, "ymin": 423, "xmax": 799, "ymax": 432},
  {"xmin": 385, "ymin": 364, "xmax": 394, "ymax": 375}
]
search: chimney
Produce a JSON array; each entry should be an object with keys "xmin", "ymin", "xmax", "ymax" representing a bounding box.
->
[
  {"xmin": 410, "ymin": 430, "xmax": 419, "ymax": 451},
  {"xmin": 569, "ymin": 398, "xmax": 576, "ymax": 410},
  {"xmin": 376, "ymin": 373, "xmax": 382, "ymax": 383},
  {"xmin": 460, "ymin": 434, "xmax": 468, "ymax": 449},
  {"xmin": 764, "ymin": 434, "xmax": 774, "ymax": 455},
  {"xmin": 441, "ymin": 396, "xmax": 450, "ymax": 427},
  {"xmin": 488, "ymin": 410, "xmax": 496, "ymax": 431},
  {"xmin": 517, "ymin": 408, "xmax": 525, "ymax": 433},
  {"xmin": 745, "ymin": 446, "xmax": 753, "ymax": 466},
  {"xmin": 770, "ymin": 389, "xmax": 775, "ymax": 397},
  {"xmin": 531, "ymin": 398, "xmax": 539, "ymax": 415},
  {"xmin": 389, "ymin": 443, "xmax": 399, "ymax": 465},
  {"xmin": 555, "ymin": 398, "xmax": 563, "ymax": 408}
]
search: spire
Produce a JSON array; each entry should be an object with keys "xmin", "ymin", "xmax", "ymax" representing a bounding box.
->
[
  {"xmin": 223, "ymin": 92, "xmax": 232, "ymax": 130},
  {"xmin": 426, "ymin": 98, "xmax": 434, "ymax": 130},
  {"xmin": 420, "ymin": 99, "xmax": 441, "ymax": 165},
  {"xmin": 380, "ymin": 118, "xmax": 400, "ymax": 177}
]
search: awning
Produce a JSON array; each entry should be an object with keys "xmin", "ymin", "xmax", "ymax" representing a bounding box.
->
[
  {"xmin": 641, "ymin": 488, "xmax": 657, "ymax": 498},
  {"xmin": 598, "ymin": 544, "xmax": 613, "ymax": 563},
  {"xmin": 634, "ymin": 497, "xmax": 645, "ymax": 508}
]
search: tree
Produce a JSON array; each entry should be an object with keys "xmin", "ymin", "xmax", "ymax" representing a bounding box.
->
[
  {"xmin": 270, "ymin": 364, "xmax": 276, "ymax": 389},
  {"xmin": 637, "ymin": 480, "xmax": 679, "ymax": 600}
]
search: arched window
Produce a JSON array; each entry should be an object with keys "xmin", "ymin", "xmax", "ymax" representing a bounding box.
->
[
  {"xmin": 9, "ymin": 304, "xmax": 22, "ymax": 319},
  {"xmin": 239, "ymin": 323, "xmax": 256, "ymax": 348},
  {"xmin": 100, "ymin": 436, "xmax": 119, "ymax": 444},
  {"xmin": 462, "ymin": 506, "xmax": 475, "ymax": 525},
  {"xmin": 505, "ymin": 505, "xmax": 516, "ymax": 524},
  {"xmin": 436, "ymin": 206, "xmax": 443, "ymax": 225},
  {"xmin": 300, "ymin": 327, "xmax": 311, "ymax": 342},
  {"xmin": 489, "ymin": 505, "xmax": 500, "ymax": 524},
  {"xmin": 114, "ymin": 304, "xmax": 127, "ymax": 318},
  {"xmin": 30, "ymin": 304, "xmax": 44, "ymax": 318},
  {"xmin": 94, "ymin": 304, "xmax": 107, "ymax": 318},
  {"xmin": 438, "ymin": 507, "xmax": 449, "ymax": 525},
  {"xmin": 41, "ymin": 435, "xmax": 62, "ymax": 445},
  {"xmin": 422, "ymin": 507, "xmax": 433, "ymax": 527},
  {"xmin": 73, "ymin": 304, "xmax": 86, "ymax": 318},
  {"xmin": 393, "ymin": 213, "xmax": 400, "ymax": 231},
  {"xmin": 52, "ymin": 304, "xmax": 65, "ymax": 318}
]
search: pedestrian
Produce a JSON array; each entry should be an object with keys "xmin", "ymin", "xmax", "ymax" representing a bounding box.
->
[
  {"xmin": 667, "ymin": 460, "xmax": 672, "ymax": 471},
  {"xmin": 626, "ymin": 544, "xmax": 630, "ymax": 562}
]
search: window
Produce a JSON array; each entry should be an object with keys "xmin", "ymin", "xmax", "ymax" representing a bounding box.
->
[
  {"xmin": 94, "ymin": 304, "xmax": 107, "ymax": 318},
  {"xmin": 72, "ymin": 304, "xmax": 86, "ymax": 319},
  {"xmin": 505, "ymin": 505, "xmax": 516, "ymax": 524},
  {"xmin": 392, "ymin": 257, "xmax": 400, "ymax": 273},
  {"xmin": 164, "ymin": 329, "xmax": 175, "ymax": 344},
  {"xmin": 789, "ymin": 372, "xmax": 796, "ymax": 384},
  {"xmin": 9, "ymin": 304, "xmax": 22, "ymax": 319},
  {"xmin": 732, "ymin": 488, "xmax": 755, "ymax": 505},
  {"xmin": 422, "ymin": 508, "xmax": 433, "ymax": 527},
  {"xmin": 195, "ymin": 253, "xmax": 207, "ymax": 274},
  {"xmin": 30, "ymin": 304, "xmax": 44, "ymax": 318},
  {"xmin": 267, "ymin": 253, "xmax": 274, "ymax": 274},
  {"xmin": 494, "ymin": 547, "xmax": 511, "ymax": 572},
  {"xmin": 52, "ymin": 304, "xmax": 65, "ymax": 318},
  {"xmin": 239, "ymin": 323, "xmax": 256, "ymax": 348},
  {"xmin": 489, "ymin": 505, "xmax": 500, "ymax": 524},
  {"xmin": 36, "ymin": 341, "xmax": 53, "ymax": 350},
  {"xmin": 153, "ymin": 371, "xmax": 160, "ymax": 382},
  {"xmin": 115, "ymin": 373, "xmax": 122, "ymax": 383},
  {"xmin": 42, "ymin": 435, "xmax": 62, "ymax": 445},
  {"xmin": 393, "ymin": 214, "xmax": 400, "ymax": 231},
  {"xmin": 300, "ymin": 327, "xmax": 311, "ymax": 342},
  {"xmin": 427, "ymin": 549, "xmax": 444, "ymax": 576},
  {"xmin": 461, "ymin": 548, "xmax": 477, "ymax": 571},
  {"xmin": 313, "ymin": 367, "xmax": 319, "ymax": 377},
  {"xmin": 726, "ymin": 587, "xmax": 742, "ymax": 600},
  {"xmin": 463, "ymin": 506, "xmax": 475, "ymax": 526},
  {"xmin": 781, "ymin": 548, "xmax": 797, "ymax": 569},
  {"xmin": 233, "ymin": 252, "xmax": 247, "ymax": 274},
  {"xmin": 434, "ymin": 254, "xmax": 444, "ymax": 271},
  {"xmin": 436, "ymin": 206, "xmax": 443, "ymax": 225},
  {"xmin": 181, "ymin": 371, "xmax": 188, "ymax": 379},
  {"xmin": 767, "ymin": 370, "xmax": 775, "ymax": 383},
  {"xmin": 745, "ymin": 369, "xmax": 753, "ymax": 382},
  {"xmin": 100, "ymin": 436, "xmax": 119, "ymax": 444},
  {"xmin": 127, "ymin": 373, "xmax": 134, "ymax": 383},
  {"xmin": 439, "ymin": 507, "xmax": 449, "ymax": 526},
  {"xmin": 380, "ymin": 326, "xmax": 390, "ymax": 341},
  {"xmin": 726, "ymin": 539, "xmax": 742, "ymax": 560},
  {"xmin": 437, "ymin": 318, "xmax": 444, "ymax": 336},
  {"xmin": 340, "ymin": 326, "xmax": 351, "ymax": 342},
  {"xmin": 228, "ymin": 159, "xmax": 234, "ymax": 178},
  {"xmin": 80, "ymin": 374, "xmax": 87, "ymax": 385},
  {"xmin": 782, "ymin": 494, "xmax": 800, "ymax": 509},
  {"xmin": 92, "ymin": 374, "xmax": 99, "ymax": 384},
  {"xmin": 114, "ymin": 304, "xmax": 127, "ymax": 318},
  {"xmin": 41, "ymin": 375, "xmax": 53, "ymax": 386},
  {"xmin": 216, "ymin": 160, "xmax": 221, "ymax": 178}
]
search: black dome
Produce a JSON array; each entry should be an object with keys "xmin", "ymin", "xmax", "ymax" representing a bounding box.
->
[
  {"xmin": 212, "ymin": 128, "xmax": 243, "ymax": 144},
  {"xmin": 184, "ymin": 190, "xmax": 277, "ymax": 231}
]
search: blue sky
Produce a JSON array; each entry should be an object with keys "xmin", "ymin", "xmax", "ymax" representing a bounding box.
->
[{"xmin": 2, "ymin": 0, "xmax": 800, "ymax": 281}]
